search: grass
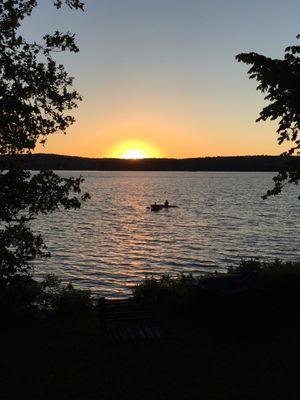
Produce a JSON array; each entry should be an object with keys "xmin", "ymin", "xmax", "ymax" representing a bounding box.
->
[
  {"xmin": 1, "ymin": 308, "xmax": 299, "ymax": 400},
  {"xmin": 1, "ymin": 260, "xmax": 300, "ymax": 400}
]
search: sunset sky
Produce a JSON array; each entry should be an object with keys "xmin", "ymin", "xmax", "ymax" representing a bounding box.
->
[{"xmin": 23, "ymin": 0, "xmax": 300, "ymax": 158}]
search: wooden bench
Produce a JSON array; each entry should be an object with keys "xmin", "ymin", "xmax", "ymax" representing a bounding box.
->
[{"xmin": 97, "ymin": 298, "xmax": 162, "ymax": 343}]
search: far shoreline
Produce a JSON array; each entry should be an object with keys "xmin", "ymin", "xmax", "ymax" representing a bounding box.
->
[{"xmin": 2, "ymin": 153, "xmax": 289, "ymax": 172}]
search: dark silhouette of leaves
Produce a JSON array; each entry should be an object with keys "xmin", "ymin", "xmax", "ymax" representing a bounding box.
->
[
  {"xmin": 236, "ymin": 35, "xmax": 300, "ymax": 198},
  {"xmin": 0, "ymin": 1, "xmax": 88, "ymax": 284}
]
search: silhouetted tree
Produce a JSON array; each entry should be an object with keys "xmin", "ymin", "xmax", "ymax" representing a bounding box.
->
[
  {"xmin": 0, "ymin": 0, "xmax": 89, "ymax": 285},
  {"xmin": 236, "ymin": 35, "xmax": 300, "ymax": 198}
]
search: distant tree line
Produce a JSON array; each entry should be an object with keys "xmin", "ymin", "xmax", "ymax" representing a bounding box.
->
[{"xmin": 1, "ymin": 153, "xmax": 292, "ymax": 171}]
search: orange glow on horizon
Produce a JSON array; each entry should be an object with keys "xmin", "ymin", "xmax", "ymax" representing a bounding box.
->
[{"xmin": 110, "ymin": 140, "xmax": 161, "ymax": 159}]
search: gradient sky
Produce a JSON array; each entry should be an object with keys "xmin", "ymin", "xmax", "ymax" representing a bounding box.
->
[{"xmin": 22, "ymin": 0, "xmax": 300, "ymax": 158}]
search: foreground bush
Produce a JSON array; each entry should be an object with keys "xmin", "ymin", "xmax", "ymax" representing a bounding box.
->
[
  {"xmin": 0, "ymin": 274, "xmax": 93, "ymax": 321},
  {"xmin": 133, "ymin": 260, "xmax": 300, "ymax": 310},
  {"xmin": 132, "ymin": 273, "xmax": 196, "ymax": 310},
  {"xmin": 230, "ymin": 259, "xmax": 300, "ymax": 299},
  {"xmin": 39, "ymin": 275, "xmax": 93, "ymax": 317}
]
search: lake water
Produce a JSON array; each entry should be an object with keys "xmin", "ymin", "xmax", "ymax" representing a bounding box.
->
[{"xmin": 33, "ymin": 171, "xmax": 300, "ymax": 298}]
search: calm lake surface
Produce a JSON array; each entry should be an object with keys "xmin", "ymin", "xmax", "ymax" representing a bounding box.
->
[{"xmin": 33, "ymin": 171, "xmax": 300, "ymax": 298}]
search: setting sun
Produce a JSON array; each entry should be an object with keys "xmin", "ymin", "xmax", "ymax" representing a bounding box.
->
[
  {"xmin": 110, "ymin": 140, "xmax": 161, "ymax": 159},
  {"xmin": 121, "ymin": 149, "xmax": 148, "ymax": 159}
]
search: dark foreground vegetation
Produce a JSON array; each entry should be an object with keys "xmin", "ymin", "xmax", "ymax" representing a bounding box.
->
[
  {"xmin": 1, "ymin": 153, "xmax": 293, "ymax": 171},
  {"xmin": 1, "ymin": 260, "xmax": 299, "ymax": 400}
]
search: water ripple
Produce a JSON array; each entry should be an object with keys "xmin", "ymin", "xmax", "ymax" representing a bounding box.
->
[{"xmin": 32, "ymin": 171, "xmax": 300, "ymax": 298}]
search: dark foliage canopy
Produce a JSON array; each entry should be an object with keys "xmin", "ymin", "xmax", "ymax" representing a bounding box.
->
[
  {"xmin": 0, "ymin": 0, "xmax": 88, "ymax": 284},
  {"xmin": 236, "ymin": 35, "xmax": 300, "ymax": 198},
  {"xmin": 0, "ymin": 0, "xmax": 84, "ymax": 154}
]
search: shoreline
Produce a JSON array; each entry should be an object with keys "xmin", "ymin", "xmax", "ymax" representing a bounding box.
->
[{"xmin": 2, "ymin": 153, "xmax": 288, "ymax": 172}]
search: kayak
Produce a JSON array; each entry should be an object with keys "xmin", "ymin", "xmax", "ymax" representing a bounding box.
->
[
  {"xmin": 149, "ymin": 204, "xmax": 178, "ymax": 211},
  {"xmin": 150, "ymin": 204, "xmax": 163, "ymax": 211}
]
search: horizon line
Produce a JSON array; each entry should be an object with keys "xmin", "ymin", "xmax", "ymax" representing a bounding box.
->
[{"xmin": 26, "ymin": 153, "xmax": 283, "ymax": 161}]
